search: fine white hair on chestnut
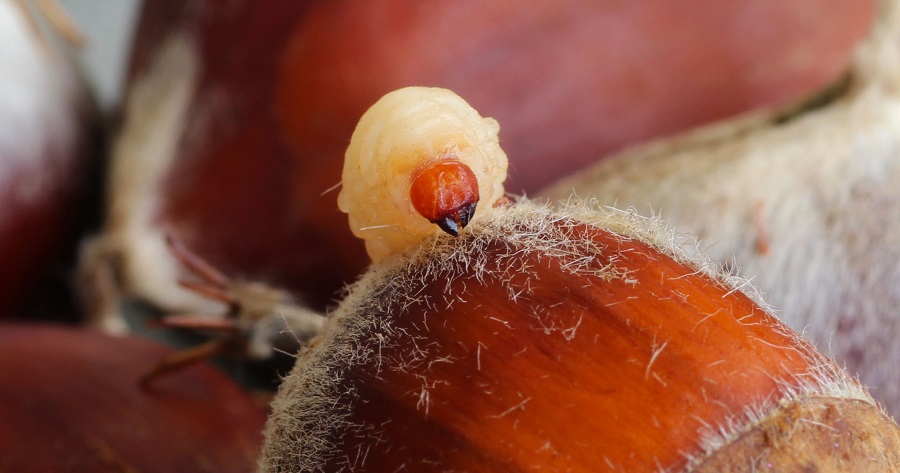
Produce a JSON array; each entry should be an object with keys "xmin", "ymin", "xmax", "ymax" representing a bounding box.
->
[
  {"xmin": 338, "ymin": 86, "xmax": 509, "ymax": 264},
  {"xmin": 682, "ymin": 357, "xmax": 876, "ymax": 472},
  {"xmin": 259, "ymin": 200, "xmax": 873, "ymax": 472},
  {"xmin": 541, "ymin": 0, "xmax": 900, "ymax": 416}
]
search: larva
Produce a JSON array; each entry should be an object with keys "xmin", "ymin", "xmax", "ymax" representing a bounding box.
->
[{"xmin": 338, "ymin": 87, "xmax": 509, "ymax": 263}]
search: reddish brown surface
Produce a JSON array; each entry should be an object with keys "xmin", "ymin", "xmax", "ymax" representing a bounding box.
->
[
  {"xmin": 409, "ymin": 160, "xmax": 479, "ymax": 224},
  {"xmin": 0, "ymin": 127, "xmax": 99, "ymax": 316},
  {"xmin": 277, "ymin": 0, "xmax": 874, "ymax": 192},
  {"xmin": 0, "ymin": 324, "xmax": 266, "ymax": 473},
  {"xmin": 693, "ymin": 398, "xmax": 900, "ymax": 472},
  {"xmin": 318, "ymin": 223, "xmax": 822, "ymax": 471},
  {"xmin": 129, "ymin": 0, "xmax": 873, "ymax": 310},
  {"xmin": 130, "ymin": 1, "xmax": 365, "ymax": 310}
]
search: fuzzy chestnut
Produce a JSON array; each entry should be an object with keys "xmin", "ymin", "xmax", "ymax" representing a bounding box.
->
[
  {"xmin": 260, "ymin": 202, "xmax": 899, "ymax": 471},
  {"xmin": 259, "ymin": 86, "xmax": 899, "ymax": 470}
]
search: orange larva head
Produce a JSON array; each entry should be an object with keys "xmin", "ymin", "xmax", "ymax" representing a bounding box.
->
[{"xmin": 409, "ymin": 159, "xmax": 480, "ymax": 236}]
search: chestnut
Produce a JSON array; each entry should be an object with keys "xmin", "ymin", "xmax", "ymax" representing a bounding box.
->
[
  {"xmin": 0, "ymin": 323, "xmax": 267, "ymax": 473},
  {"xmin": 542, "ymin": 0, "xmax": 900, "ymax": 416},
  {"xmin": 81, "ymin": 0, "xmax": 872, "ymax": 341},
  {"xmin": 260, "ymin": 87, "xmax": 899, "ymax": 471},
  {"xmin": 260, "ymin": 201, "xmax": 899, "ymax": 471},
  {"xmin": 0, "ymin": 0, "xmax": 100, "ymax": 315}
]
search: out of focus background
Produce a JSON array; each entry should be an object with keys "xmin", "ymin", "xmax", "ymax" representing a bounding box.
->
[
  {"xmin": 59, "ymin": 0, "xmax": 140, "ymax": 109},
  {"xmin": 3, "ymin": 1, "xmax": 895, "ymax": 471}
]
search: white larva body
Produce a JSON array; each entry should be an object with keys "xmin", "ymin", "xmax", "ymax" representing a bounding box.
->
[
  {"xmin": 338, "ymin": 87, "xmax": 508, "ymax": 263},
  {"xmin": 542, "ymin": 0, "xmax": 900, "ymax": 415}
]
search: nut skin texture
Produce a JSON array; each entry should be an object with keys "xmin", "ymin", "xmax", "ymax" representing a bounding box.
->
[
  {"xmin": 0, "ymin": 324, "xmax": 266, "ymax": 473},
  {"xmin": 320, "ymin": 225, "xmax": 804, "ymax": 470},
  {"xmin": 260, "ymin": 206, "xmax": 896, "ymax": 472},
  {"xmin": 409, "ymin": 159, "xmax": 480, "ymax": 236},
  {"xmin": 693, "ymin": 397, "xmax": 900, "ymax": 472}
]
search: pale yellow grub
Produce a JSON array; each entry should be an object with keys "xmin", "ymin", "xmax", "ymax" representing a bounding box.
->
[{"xmin": 338, "ymin": 87, "xmax": 508, "ymax": 263}]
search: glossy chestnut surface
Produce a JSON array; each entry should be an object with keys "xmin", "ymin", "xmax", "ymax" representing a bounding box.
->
[
  {"xmin": 262, "ymin": 208, "xmax": 877, "ymax": 472},
  {"xmin": 122, "ymin": 0, "xmax": 873, "ymax": 311},
  {"xmin": 0, "ymin": 324, "xmax": 266, "ymax": 473},
  {"xmin": 0, "ymin": 1, "xmax": 100, "ymax": 315}
]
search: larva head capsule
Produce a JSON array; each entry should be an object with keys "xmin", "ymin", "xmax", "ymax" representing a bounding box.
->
[
  {"xmin": 338, "ymin": 87, "xmax": 508, "ymax": 263},
  {"xmin": 408, "ymin": 159, "xmax": 479, "ymax": 237}
]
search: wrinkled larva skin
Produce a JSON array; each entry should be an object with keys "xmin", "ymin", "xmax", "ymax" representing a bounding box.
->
[{"xmin": 338, "ymin": 87, "xmax": 508, "ymax": 263}]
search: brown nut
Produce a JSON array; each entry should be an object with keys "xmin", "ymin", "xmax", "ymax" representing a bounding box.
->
[
  {"xmin": 80, "ymin": 0, "xmax": 872, "ymax": 335},
  {"xmin": 541, "ymin": 0, "xmax": 900, "ymax": 416},
  {"xmin": 0, "ymin": 1, "xmax": 100, "ymax": 315},
  {"xmin": 260, "ymin": 203, "xmax": 899, "ymax": 472},
  {"xmin": 0, "ymin": 323, "xmax": 267, "ymax": 473}
]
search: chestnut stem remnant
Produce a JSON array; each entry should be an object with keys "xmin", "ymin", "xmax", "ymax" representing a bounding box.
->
[
  {"xmin": 140, "ymin": 336, "xmax": 240, "ymax": 388},
  {"xmin": 141, "ymin": 237, "xmax": 326, "ymax": 385}
]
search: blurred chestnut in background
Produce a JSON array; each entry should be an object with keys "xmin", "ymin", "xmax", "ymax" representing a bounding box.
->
[
  {"xmin": 542, "ymin": 0, "xmax": 900, "ymax": 416},
  {"xmin": 84, "ymin": 0, "xmax": 873, "ymax": 335},
  {"xmin": 0, "ymin": 323, "xmax": 266, "ymax": 473},
  {"xmin": 276, "ymin": 0, "xmax": 874, "ymax": 192},
  {"xmin": 0, "ymin": 0, "xmax": 101, "ymax": 316}
]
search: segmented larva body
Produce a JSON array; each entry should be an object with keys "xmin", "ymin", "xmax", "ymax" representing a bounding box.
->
[{"xmin": 339, "ymin": 87, "xmax": 508, "ymax": 263}]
